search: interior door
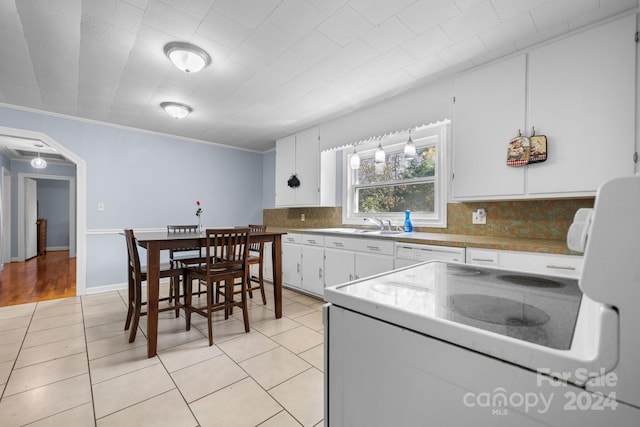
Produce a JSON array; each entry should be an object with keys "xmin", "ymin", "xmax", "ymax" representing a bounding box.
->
[
  {"xmin": 25, "ymin": 178, "xmax": 38, "ymax": 259},
  {"xmin": 0, "ymin": 168, "xmax": 9, "ymax": 266}
]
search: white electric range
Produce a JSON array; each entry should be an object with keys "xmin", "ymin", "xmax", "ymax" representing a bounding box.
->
[{"xmin": 324, "ymin": 175, "xmax": 640, "ymax": 426}]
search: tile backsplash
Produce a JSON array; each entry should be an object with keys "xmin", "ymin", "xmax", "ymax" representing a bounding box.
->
[
  {"xmin": 264, "ymin": 198, "xmax": 595, "ymax": 240},
  {"xmin": 264, "ymin": 207, "xmax": 342, "ymax": 229}
]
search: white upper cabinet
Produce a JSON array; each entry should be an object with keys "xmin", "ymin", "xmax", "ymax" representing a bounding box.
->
[
  {"xmin": 452, "ymin": 15, "xmax": 636, "ymax": 201},
  {"xmin": 275, "ymin": 127, "xmax": 320, "ymax": 207},
  {"xmin": 526, "ymin": 15, "xmax": 636, "ymax": 195},
  {"xmin": 452, "ymin": 54, "xmax": 527, "ymax": 199}
]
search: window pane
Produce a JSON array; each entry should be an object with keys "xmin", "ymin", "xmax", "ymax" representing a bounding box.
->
[
  {"xmin": 356, "ymin": 182, "xmax": 435, "ymax": 213},
  {"xmin": 357, "ymin": 146, "xmax": 436, "ymax": 185}
]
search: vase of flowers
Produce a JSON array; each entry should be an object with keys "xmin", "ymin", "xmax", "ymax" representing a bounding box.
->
[{"xmin": 195, "ymin": 200, "xmax": 203, "ymax": 232}]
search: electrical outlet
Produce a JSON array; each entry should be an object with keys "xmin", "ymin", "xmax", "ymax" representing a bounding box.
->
[
  {"xmin": 301, "ymin": 213, "xmax": 305, "ymax": 221},
  {"xmin": 472, "ymin": 208, "xmax": 486, "ymax": 225},
  {"xmin": 97, "ymin": 202, "xmax": 105, "ymax": 212}
]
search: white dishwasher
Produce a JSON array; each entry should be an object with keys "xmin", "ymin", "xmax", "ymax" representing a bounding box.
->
[{"xmin": 395, "ymin": 242, "xmax": 465, "ymax": 268}]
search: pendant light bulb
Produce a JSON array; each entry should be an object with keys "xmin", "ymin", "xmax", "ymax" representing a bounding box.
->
[
  {"xmin": 375, "ymin": 142, "xmax": 385, "ymax": 164},
  {"xmin": 350, "ymin": 147, "xmax": 360, "ymax": 170},
  {"xmin": 31, "ymin": 152, "xmax": 47, "ymax": 169},
  {"xmin": 404, "ymin": 130, "xmax": 416, "ymax": 160}
]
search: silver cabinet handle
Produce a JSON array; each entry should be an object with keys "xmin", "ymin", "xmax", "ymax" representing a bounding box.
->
[
  {"xmin": 349, "ymin": 273, "xmax": 353, "ymax": 281},
  {"xmin": 366, "ymin": 245, "xmax": 380, "ymax": 251},
  {"xmin": 297, "ymin": 263, "xmax": 301, "ymax": 273},
  {"xmin": 546, "ymin": 265, "xmax": 576, "ymax": 271},
  {"xmin": 472, "ymin": 258, "xmax": 495, "ymax": 262},
  {"xmin": 333, "ymin": 242, "xmax": 344, "ymax": 247},
  {"xmin": 319, "ymin": 268, "xmax": 323, "ymax": 279},
  {"xmin": 308, "ymin": 239, "xmax": 317, "ymax": 244}
]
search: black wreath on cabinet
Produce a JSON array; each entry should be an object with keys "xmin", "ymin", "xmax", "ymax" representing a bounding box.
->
[{"xmin": 287, "ymin": 174, "xmax": 300, "ymax": 188}]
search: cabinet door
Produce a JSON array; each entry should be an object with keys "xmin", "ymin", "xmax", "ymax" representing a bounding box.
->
[
  {"xmin": 354, "ymin": 253, "xmax": 394, "ymax": 280},
  {"xmin": 301, "ymin": 245, "xmax": 325, "ymax": 296},
  {"xmin": 275, "ymin": 135, "xmax": 296, "ymax": 206},
  {"xmin": 294, "ymin": 126, "xmax": 320, "ymax": 206},
  {"xmin": 452, "ymin": 55, "xmax": 526, "ymax": 199},
  {"xmin": 262, "ymin": 242, "xmax": 273, "ymax": 282},
  {"xmin": 324, "ymin": 248, "xmax": 355, "ymax": 287},
  {"xmin": 282, "ymin": 242, "xmax": 301, "ymax": 288},
  {"xmin": 527, "ymin": 15, "xmax": 636, "ymax": 195}
]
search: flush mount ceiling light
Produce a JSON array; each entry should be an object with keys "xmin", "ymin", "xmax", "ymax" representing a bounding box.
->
[
  {"xmin": 404, "ymin": 129, "xmax": 416, "ymax": 160},
  {"xmin": 164, "ymin": 42, "xmax": 211, "ymax": 73},
  {"xmin": 31, "ymin": 152, "xmax": 47, "ymax": 169},
  {"xmin": 161, "ymin": 102, "xmax": 192, "ymax": 119}
]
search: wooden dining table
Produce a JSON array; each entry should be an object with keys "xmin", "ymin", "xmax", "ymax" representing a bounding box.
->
[{"xmin": 134, "ymin": 229, "xmax": 286, "ymax": 358}]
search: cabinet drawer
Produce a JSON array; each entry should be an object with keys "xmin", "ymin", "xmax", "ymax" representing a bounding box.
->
[
  {"xmin": 283, "ymin": 233, "xmax": 302, "ymax": 244},
  {"xmin": 351, "ymin": 238, "xmax": 395, "ymax": 256},
  {"xmin": 324, "ymin": 236, "xmax": 360, "ymax": 251},
  {"xmin": 499, "ymin": 251, "xmax": 582, "ymax": 277},
  {"xmin": 466, "ymin": 248, "xmax": 499, "ymax": 266},
  {"xmin": 302, "ymin": 235, "xmax": 324, "ymax": 246}
]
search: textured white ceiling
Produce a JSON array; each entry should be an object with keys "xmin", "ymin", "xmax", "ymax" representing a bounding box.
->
[{"xmin": 0, "ymin": 0, "xmax": 636, "ymax": 153}]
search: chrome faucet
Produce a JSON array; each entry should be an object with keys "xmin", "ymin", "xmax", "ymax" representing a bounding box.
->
[{"xmin": 364, "ymin": 217, "xmax": 384, "ymax": 230}]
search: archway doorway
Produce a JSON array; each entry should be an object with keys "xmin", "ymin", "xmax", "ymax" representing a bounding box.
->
[{"xmin": 0, "ymin": 126, "xmax": 86, "ymax": 297}]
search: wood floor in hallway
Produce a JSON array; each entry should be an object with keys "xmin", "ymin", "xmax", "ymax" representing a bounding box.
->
[{"xmin": 0, "ymin": 250, "xmax": 76, "ymax": 307}]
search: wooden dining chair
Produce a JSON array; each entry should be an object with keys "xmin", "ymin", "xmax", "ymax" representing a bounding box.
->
[
  {"xmin": 123, "ymin": 229, "xmax": 186, "ymax": 343},
  {"xmin": 184, "ymin": 228, "xmax": 251, "ymax": 346},
  {"xmin": 167, "ymin": 225, "xmax": 204, "ymax": 299},
  {"xmin": 246, "ymin": 224, "xmax": 267, "ymax": 305}
]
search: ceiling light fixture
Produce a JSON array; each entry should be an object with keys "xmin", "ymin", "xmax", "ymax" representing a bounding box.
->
[
  {"xmin": 31, "ymin": 152, "xmax": 47, "ymax": 169},
  {"xmin": 404, "ymin": 129, "xmax": 416, "ymax": 160},
  {"xmin": 350, "ymin": 146, "xmax": 360, "ymax": 170},
  {"xmin": 161, "ymin": 102, "xmax": 192, "ymax": 119},
  {"xmin": 374, "ymin": 140, "xmax": 386, "ymax": 164},
  {"xmin": 164, "ymin": 42, "xmax": 211, "ymax": 73}
]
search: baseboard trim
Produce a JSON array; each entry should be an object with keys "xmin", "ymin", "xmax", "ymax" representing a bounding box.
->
[{"xmin": 83, "ymin": 278, "xmax": 171, "ymax": 295}]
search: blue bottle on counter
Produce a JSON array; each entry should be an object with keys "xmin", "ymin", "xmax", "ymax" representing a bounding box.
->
[{"xmin": 404, "ymin": 210, "xmax": 413, "ymax": 232}]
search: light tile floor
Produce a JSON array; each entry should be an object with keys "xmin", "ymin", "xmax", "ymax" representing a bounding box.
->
[{"xmin": 0, "ymin": 283, "xmax": 326, "ymax": 427}]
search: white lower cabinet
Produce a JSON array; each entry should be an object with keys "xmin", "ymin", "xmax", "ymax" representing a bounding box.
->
[
  {"xmin": 355, "ymin": 252, "xmax": 394, "ymax": 280},
  {"xmin": 282, "ymin": 233, "xmax": 330, "ymax": 297},
  {"xmin": 301, "ymin": 236, "xmax": 325, "ymax": 296},
  {"xmin": 324, "ymin": 236, "xmax": 395, "ymax": 288},
  {"xmin": 282, "ymin": 234, "xmax": 302, "ymax": 289},
  {"xmin": 262, "ymin": 242, "xmax": 273, "ymax": 282},
  {"xmin": 281, "ymin": 233, "xmax": 397, "ymax": 296},
  {"xmin": 283, "ymin": 232, "xmax": 584, "ymax": 296},
  {"xmin": 324, "ymin": 248, "xmax": 355, "ymax": 287},
  {"xmin": 466, "ymin": 247, "xmax": 582, "ymax": 278}
]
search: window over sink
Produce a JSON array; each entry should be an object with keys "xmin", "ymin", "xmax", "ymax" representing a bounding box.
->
[{"xmin": 342, "ymin": 120, "xmax": 449, "ymax": 228}]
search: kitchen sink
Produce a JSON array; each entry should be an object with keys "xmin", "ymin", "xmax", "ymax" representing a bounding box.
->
[
  {"xmin": 353, "ymin": 229, "xmax": 405, "ymax": 235},
  {"xmin": 312, "ymin": 228, "xmax": 360, "ymax": 233},
  {"xmin": 311, "ymin": 228, "xmax": 405, "ymax": 236}
]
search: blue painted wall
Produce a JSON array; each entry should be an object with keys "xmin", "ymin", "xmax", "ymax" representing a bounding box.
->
[
  {"xmin": 9, "ymin": 160, "xmax": 75, "ymax": 256},
  {"xmin": 262, "ymin": 151, "xmax": 275, "ymax": 210},
  {"xmin": 36, "ymin": 179, "xmax": 70, "ymax": 249},
  {"xmin": 0, "ymin": 106, "xmax": 265, "ymax": 289}
]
